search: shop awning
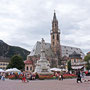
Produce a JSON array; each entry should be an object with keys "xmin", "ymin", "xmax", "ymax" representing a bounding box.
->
[{"xmin": 72, "ymin": 66, "xmax": 83, "ymax": 69}]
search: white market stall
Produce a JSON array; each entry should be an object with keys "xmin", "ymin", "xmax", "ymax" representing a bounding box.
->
[
  {"xmin": 50, "ymin": 68, "xmax": 61, "ymax": 72},
  {"xmin": 0, "ymin": 69, "xmax": 5, "ymax": 72},
  {"xmin": 72, "ymin": 66, "xmax": 84, "ymax": 70},
  {"xmin": 50, "ymin": 68, "xmax": 66, "ymax": 72},
  {"xmin": 5, "ymin": 68, "xmax": 21, "ymax": 73}
]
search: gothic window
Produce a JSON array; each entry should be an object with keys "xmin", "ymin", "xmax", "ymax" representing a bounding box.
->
[
  {"xmin": 30, "ymin": 67, "xmax": 32, "ymax": 70},
  {"xmin": 27, "ymin": 66, "xmax": 28, "ymax": 70},
  {"xmin": 53, "ymin": 35, "xmax": 54, "ymax": 39},
  {"xmin": 54, "ymin": 23, "xmax": 56, "ymax": 27},
  {"xmin": 57, "ymin": 34, "xmax": 59, "ymax": 40},
  {"xmin": 53, "ymin": 42, "xmax": 54, "ymax": 46}
]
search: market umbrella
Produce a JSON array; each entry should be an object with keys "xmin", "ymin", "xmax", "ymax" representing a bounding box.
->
[
  {"xmin": 12, "ymin": 68, "xmax": 21, "ymax": 72},
  {"xmin": 5, "ymin": 68, "xmax": 21, "ymax": 73},
  {"xmin": 0, "ymin": 69, "xmax": 5, "ymax": 72},
  {"xmin": 50, "ymin": 68, "xmax": 62, "ymax": 72},
  {"xmin": 61, "ymin": 69, "xmax": 66, "ymax": 71}
]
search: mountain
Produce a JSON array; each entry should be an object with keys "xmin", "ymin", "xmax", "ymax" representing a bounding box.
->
[{"xmin": 0, "ymin": 40, "xmax": 30, "ymax": 61}]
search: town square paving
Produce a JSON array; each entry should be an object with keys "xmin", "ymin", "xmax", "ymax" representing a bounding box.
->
[{"xmin": 0, "ymin": 76, "xmax": 90, "ymax": 90}]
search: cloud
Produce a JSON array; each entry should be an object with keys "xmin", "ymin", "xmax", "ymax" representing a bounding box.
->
[{"xmin": 0, "ymin": 0, "xmax": 90, "ymax": 54}]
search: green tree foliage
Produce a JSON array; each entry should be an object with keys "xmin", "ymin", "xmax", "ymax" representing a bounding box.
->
[
  {"xmin": 67, "ymin": 60, "xmax": 72, "ymax": 72},
  {"xmin": 84, "ymin": 54, "xmax": 90, "ymax": 70},
  {"xmin": 7, "ymin": 55, "xmax": 25, "ymax": 70}
]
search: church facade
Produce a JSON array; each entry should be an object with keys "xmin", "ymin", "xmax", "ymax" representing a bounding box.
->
[{"xmin": 24, "ymin": 12, "xmax": 85, "ymax": 72}]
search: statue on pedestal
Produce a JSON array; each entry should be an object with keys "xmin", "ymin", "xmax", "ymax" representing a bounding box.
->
[{"xmin": 34, "ymin": 38, "xmax": 53, "ymax": 77}]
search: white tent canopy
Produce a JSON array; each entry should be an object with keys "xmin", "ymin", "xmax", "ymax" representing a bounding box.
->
[
  {"xmin": 0, "ymin": 69, "xmax": 5, "ymax": 72},
  {"xmin": 50, "ymin": 68, "xmax": 61, "ymax": 72},
  {"xmin": 50, "ymin": 68, "xmax": 66, "ymax": 72},
  {"xmin": 5, "ymin": 68, "xmax": 21, "ymax": 73},
  {"xmin": 72, "ymin": 66, "xmax": 83, "ymax": 69}
]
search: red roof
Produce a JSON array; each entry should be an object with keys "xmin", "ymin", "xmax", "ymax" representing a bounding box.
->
[
  {"xmin": 24, "ymin": 60, "xmax": 33, "ymax": 64},
  {"xmin": 87, "ymin": 52, "xmax": 90, "ymax": 53}
]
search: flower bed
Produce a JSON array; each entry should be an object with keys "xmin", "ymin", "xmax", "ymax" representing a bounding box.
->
[
  {"xmin": 38, "ymin": 73, "xmax": 77, "ymax": 79},
  {"xmin": 38, "ymin": 74, "xmax": 53, "ymax": 79},
  {"xmin": 63, "ymin": 74, "xmax": 77, "ymax": 79},
  {"xmin": 7, "ymin": 75, "xmax": 15, "ymax": 79},
  {"xmin": 18, "ymin": 74, "xmax": 23, "ymax": 79},
  {"xmin": 6, "ymin": 74, "xmax": 23, "ymax": 80}
]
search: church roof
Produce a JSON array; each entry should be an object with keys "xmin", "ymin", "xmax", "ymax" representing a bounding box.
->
[
  {"xmin": 69, "ymin": 51, "xmax": 82, "ymax": 59},
  {"xmin": 87, "ymin": 52, "xmax": 90, "ymax": 54},
  {"xmin": 29, "ymin": 41, "xmax": 85, "ymax": 59},
  {"xmin": 24, "ymin": 60, "xmax": 33, "ymax": 64},
  {"xmin": 29, "ymin": 41, "xmax": 55, "ymax": 57}
]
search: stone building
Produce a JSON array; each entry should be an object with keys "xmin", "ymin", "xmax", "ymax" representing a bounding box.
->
[
  {"xmin": 69, "ymin": 51, "xmax": 85, "ymax": 70},
  {"xmin": 24, "ymin": 12, "xmax": 85, "ymax": 72},
  {"xmin": 50, "ymin": 11, "xmax": 62, "ymax": 65},
  {"xmin": 0, "ymin": 57, "xmax": 9, "ymax": 70},
  {"xmin": 24, "ymin": 57, "xmax": 34, "ymax": 72}
]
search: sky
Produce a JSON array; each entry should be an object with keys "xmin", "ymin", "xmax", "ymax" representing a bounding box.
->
[{"xmin": 0, "ymin": 0, "xmax": 90, "ymax": 54}]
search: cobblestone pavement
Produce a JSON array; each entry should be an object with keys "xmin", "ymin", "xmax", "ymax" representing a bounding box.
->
[{"xmin": 0, "ymin": 76, "xmax": 90, "ymax": 90}]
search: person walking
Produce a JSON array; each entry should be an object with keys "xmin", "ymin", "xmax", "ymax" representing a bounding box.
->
[
  {"xmin": 58, "ymin": 73, "xmax": 63, "ymax": 80},
  {"xmin": 1, "ymin": 73, "xmax": 5, "ymax": 81},
  {"xmin": 26, "ymin": 73, "xmax": 29, "ymax": 82},
  {"xmin": 22, "ymin": 72, "xmax": 26, "ymax": 82},
  {"xmin": 58, "ymin": 73, "xmax": 61, "ymax": 80},
  {"xmin": 61, "ymin": 74, "xmax": 63, "ymax": 80},
  {"xmin": 76, "ymin": 70, "xmax": 82, "ymax": 83}
]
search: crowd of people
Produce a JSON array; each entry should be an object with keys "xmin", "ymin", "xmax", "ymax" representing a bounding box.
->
[
  {"xmin": 0, "ymin": 71, "xmax": 39, "ymax": 82},
  {"xmin": 0, "ymin": 70, "xmax": 90, "ymax": 83},
  {"xmin": 54, "ymin": 70, "xmax": 90, "ymax": 83},
  {"xmin": 21, "ymin": 72, "xmax": 39, "ymax": 83}
]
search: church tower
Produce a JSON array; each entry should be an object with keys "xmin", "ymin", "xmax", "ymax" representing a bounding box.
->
[{"xmin": 50, "ymin": 11, "xmax": 62, "ymax": 65}]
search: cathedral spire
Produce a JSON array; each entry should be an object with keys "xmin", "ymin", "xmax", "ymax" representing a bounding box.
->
[
  {"xmin": 51, "ymin": 11, "xmax": 62, "ymax": 66},
  {"xmin": 52, "ymin": 10, "xmax": 58, "ymax": 33},
  {"xmin": 53, "ymin": 10, "xmax": 57, "ymax": 21}
]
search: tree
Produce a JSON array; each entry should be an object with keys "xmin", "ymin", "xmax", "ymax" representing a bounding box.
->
[
  {"xmin": 7, "ymin": 55, "xmax": 25, "ymax": 70},
  {"xmin": 84, "ymin": 54, "xmax": 90, "ymax": 70},
  {"xmin": 67, "ymin": 60, "xmax": 72, "ymax": 72}
]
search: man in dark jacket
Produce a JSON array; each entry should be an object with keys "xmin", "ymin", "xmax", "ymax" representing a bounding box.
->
[{"xmin": 76, "ymin": 70, "xmax": 82, "ymax": 83}]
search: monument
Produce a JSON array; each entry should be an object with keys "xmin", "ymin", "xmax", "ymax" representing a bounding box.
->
[{"xmin": 34, "ymin": 38, "xmax": 53, "ymax": 78}]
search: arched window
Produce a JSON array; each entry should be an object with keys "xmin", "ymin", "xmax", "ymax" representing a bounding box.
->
[
  {"xmin": 27, "ymin": 66, "xmax": 28, "ymax": 70},
  {"xmin": 55, "ymin": 23, "xmax": 57, "ymax": 27},
  {"xmin": 30, "ymin": 67, "xmax": 32, "ymax": 70},
  {"xmin": 53, "ymin": 42, "xmax": 54, "ymax": 46},
  {"xmin": 53, "ymin": 35, "xmax": 54, "ymax": 39},
  {"xmin": 57, "ymin": 34, "xmax": 59, "ymax": 40}
]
